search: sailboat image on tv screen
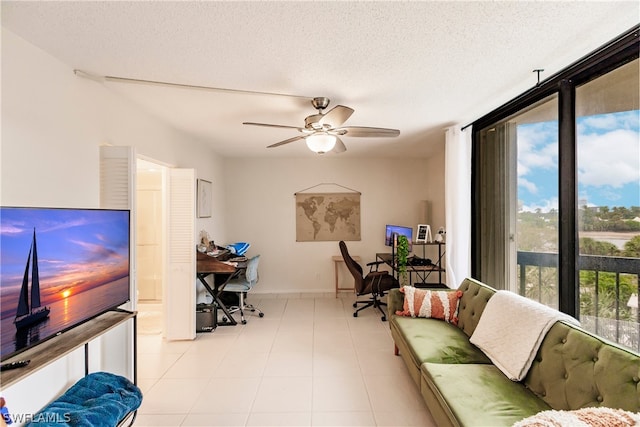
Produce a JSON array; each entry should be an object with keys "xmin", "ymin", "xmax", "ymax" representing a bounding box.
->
[{"xmin": 14, "ymin": 229, "xmax": 50, "ymax": 329}]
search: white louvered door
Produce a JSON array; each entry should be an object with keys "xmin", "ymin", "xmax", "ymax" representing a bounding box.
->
[
  {"xmin": 99, "ymin": 145, "xmax": 136, "ymax": 378},
  {"xmin": 101, "ymin": 146, "xmax": 196, "ymax": 342},
  {"xmin": 100, "ymin": 145, "xmax": 136, "ymax": 306},
  {"xmin": 100, "ymin": 146, "xmax": 135, "ymax": 210},
  {"xmin": 166, "ymin": 168, "xmax": 196, "ymax": 340}
]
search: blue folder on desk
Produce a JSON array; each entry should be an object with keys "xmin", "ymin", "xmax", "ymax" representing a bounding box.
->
[{"xmin": 226, "ymin": 242, "xmax": 250, "ymax": 256}]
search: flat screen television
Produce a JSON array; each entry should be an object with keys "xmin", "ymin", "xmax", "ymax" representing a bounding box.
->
[
  {"xmin": 384, "ymin": 224, "xmax": 413, "ymax": 251},
  {"xmin": 0, "ymin": 207, "xmax": 131, "ymax": 361}
]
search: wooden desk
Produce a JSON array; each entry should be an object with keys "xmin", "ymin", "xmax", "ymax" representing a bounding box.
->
[
  {"xmin": 332, "ymin": 255, "xmax": 361, "ymax": 297},
  {"xmin": 197, "ymin": 250, "xmax": 237, "ymax": 274},
  {"xmin": 196, "ymin": 251, "xmax": 243, "ymax": 326}
]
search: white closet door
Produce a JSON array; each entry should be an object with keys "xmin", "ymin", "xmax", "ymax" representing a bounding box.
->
[
  {"xmin": 99, "ymin": 145, "xmax": 136, "ymax": 378},
  {"xmin": 100, "ymin": 145, "xmax": 136, "ymax": 306},
  {"xmin": 100, "ymin": 145, "xmax": 135, "ymax": 210},
  {"xmin": 165, "ymin": 168, "xmax": 196, "ymax": 340}
]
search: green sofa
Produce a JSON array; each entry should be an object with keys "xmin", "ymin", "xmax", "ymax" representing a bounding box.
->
[{"xmin": 387, "ymin": 278, "xmax": 640, "ymax": 427}]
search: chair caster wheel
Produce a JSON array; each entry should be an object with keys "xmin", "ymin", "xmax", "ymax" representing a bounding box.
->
[
  {"xmin": 222, "ymin": 316, "xmax": 228, "ymax": 322},
  {"xmin": 259, "ymin": 313, "xmax": 264, "ymax": 318},
  {"xmin": 352, "ymin": 303, "xmax": 357, "ymax": 308},
  {"xmin": 353, "ymin": 312, "xmax": 358, "ymax": 317},
  {"xmin": 241, "ymin": 320, "xmax": 247, "ymax": 325},
  {"xmin": 381, "ymin": 316, "xmax": 387, "ymax": 321}
]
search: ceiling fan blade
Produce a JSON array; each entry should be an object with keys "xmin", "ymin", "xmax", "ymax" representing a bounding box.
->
[
  {"xmin": 318, "ymin": 105, "xmax": 354, "ymax": 128},
  {"xmin": 336, "ymin": 126, "xmax": 400, "ymax": 137},
  {"xmin": 243, "ymin": 122, "xmax": 305, "ymax": 131},
  {"xmin": 266, "ymin": 135, "xmax": 305, "ymax": 148},
  {"xmin": 332, "ymin": 137, "xmax": 347, "ymax": 153}
]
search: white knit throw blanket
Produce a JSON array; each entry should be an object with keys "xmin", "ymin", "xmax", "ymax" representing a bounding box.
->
[{"xmin": 469, "ymin": 290, "xmax": 580, "ymax": 381}]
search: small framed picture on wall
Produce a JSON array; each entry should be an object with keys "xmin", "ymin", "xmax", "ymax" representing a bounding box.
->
[
  {"xmin": 416, "ymin": 224, "xmax": 432, "ymax": 243},
  {"xmin": 197, "ymin": 179, "xmax": 212, "ymax": 218}
]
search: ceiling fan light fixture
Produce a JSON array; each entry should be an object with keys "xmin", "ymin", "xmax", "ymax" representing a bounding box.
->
[
  {"xmin": 245, "ymin": 97, "xmax": 399, "ymax": 153},
  {"xmin": 305, "ymin": 133, "xmax": 336, "ymax": 154}
]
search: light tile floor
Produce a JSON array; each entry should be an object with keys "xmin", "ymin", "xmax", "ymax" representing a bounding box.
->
[{"xmin": 134, "ymin": 294, "xmax": 436, "ymax": 427}]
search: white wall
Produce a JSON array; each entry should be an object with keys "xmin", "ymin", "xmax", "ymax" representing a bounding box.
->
[
  {"xmin": 0, "ymin": 30, "xmax": 227, "ymax": 241},
  {"xmin": 0, "ymin": 29, "xmax": 225, "ymax": 420},
  {"xmin": 222, "ymin": 154, "xmax": 445, "ymax": 294}
]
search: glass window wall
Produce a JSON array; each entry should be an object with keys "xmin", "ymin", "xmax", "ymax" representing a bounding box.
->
[{"xmin": 576, "ymin": 59, "xmax": 639, "ymax": 350}]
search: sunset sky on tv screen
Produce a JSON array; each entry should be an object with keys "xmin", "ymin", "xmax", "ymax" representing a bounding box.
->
[{"xmin": 0, "ymin": 207, "xmax": 130, "ymax": 359}]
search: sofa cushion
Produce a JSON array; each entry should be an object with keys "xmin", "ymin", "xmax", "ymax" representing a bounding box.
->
[
  {"xmin": 391, "ymin": 316, "xmax": 491, "ymax": 365},
  {"xmin": 396, "ymin": 287, "xmax": 463, "ymax": 324},
  {"xmin": 525, "ymin": 321, "xmax": 640, "ymax": 412},
  {"xmin": 421, "ymin": 363, "xmax": 551, "ymax": 427}
]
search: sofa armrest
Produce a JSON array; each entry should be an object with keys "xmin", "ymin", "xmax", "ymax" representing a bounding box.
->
[{"xmin": 387, "ymin": 288, "xmax": 404, "ymax": 316}]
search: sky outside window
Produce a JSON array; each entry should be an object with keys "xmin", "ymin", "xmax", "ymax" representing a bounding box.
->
[{"xmin": 518, "ymin": 110, "xmax": 639, "ymax": 213}]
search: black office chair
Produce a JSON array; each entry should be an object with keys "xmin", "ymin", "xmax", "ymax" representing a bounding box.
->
[{"xmin": 339, "ymin": 241, "xmax": 399, "ymax": 321}]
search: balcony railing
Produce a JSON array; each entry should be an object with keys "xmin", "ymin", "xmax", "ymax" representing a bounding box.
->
[{"xmin": 517, "ymin": 251, "xmax": 640, "ymax": 352}]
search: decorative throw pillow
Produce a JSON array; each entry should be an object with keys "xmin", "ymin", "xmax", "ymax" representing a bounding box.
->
[
  {"xmin": 513, "ymin": 407, "xmax": 640, "ymax": 427},
  {"xmin": 395, "ymin": 287, "xmax": 463, "ymax": 325}
]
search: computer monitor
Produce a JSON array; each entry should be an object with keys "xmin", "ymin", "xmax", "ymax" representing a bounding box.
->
[{"xmin": 384, "ymin": 224, "xmax": 413, "ymax": 251}]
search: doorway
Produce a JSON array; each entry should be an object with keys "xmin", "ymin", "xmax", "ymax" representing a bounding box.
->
[{"xmin": 136, "ymin": 158, "xmax": 167, "ymax": 336}]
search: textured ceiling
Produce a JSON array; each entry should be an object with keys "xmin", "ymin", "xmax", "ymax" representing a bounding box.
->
[{"xmin": 2, "ymin": 1, "xmax": 638, "ymax": 158}]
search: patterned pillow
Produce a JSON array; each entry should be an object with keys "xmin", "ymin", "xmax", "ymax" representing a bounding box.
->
[
  {"xmin": 513, "ymin": 407, "xmax": 640, "ymax": 427},
  {"xmin": 395, "ymin": 287, "xmax": 463, "ymax": 325}
]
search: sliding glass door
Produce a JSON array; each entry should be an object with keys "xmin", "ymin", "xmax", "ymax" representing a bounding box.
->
[
  {"xmin": 475, "ymin": 96, "xmax": 559, "ymax": 304},
  {"xmin": 514, "ymin": 97, "xmax": 560, "ymax": 308},
  {"xmin": 575, "ymin": 59, "xmax": 639, "ymax": 350},
  {"xmin": 471, "ymin": 27, "xmax": 639, "ymax": 351}
]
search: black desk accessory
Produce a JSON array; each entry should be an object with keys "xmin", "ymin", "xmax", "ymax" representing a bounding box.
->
[{"xmin": 1, "ymin": 360, "xmax": 30, "ymax": 371}]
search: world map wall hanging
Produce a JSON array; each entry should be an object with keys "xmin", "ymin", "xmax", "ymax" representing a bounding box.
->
[{"xmin": 295, "ymin": 192, "xmax": 361, "ymax": 242}]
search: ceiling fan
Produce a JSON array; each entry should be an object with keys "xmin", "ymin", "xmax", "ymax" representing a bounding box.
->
[{"xmin": 243, "ymin": 97, "xmax": 400, "ymax": 154}]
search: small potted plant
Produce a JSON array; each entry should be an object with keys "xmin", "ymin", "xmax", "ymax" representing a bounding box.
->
[{"xmin": 396, "ymin": 234, "xmax": 410, "ymax": 286}]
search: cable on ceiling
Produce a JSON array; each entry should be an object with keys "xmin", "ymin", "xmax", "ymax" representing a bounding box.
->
[{"xmin": 73, "ymin": 70, "xmax": 314, "ymax": 100}]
